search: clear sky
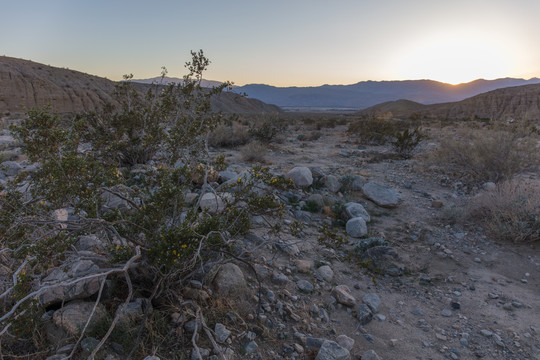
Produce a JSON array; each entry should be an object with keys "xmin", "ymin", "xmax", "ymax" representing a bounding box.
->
[{"xmin": 2, "ymin": 0, "xmax": 539, "ymax": 86}]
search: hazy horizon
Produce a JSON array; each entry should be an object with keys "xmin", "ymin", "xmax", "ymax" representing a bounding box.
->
[{"xmin": 2, "ymin": 0, "xmax": 539, "ymax": 87}]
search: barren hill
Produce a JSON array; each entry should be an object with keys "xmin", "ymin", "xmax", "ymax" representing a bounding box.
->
[
  {"xmin": 361, "ymin": 84, "xmax": 540, "ymax": 121},
  {"xmin": 0, "ymin": 56, "xmax": 281, "ymax": 117}
]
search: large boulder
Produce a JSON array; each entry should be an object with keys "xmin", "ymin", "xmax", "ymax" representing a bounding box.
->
[
  {"xmin": 39, "ymin": 260, "xmax": 101, "ymax": 305},
  {"xmin": 324, "ymin": 175, "xmax": 342, "ymax": 193},
  {"xmin": 212, "ymin": 263, "xmax": 247, "ymax": 297},
  {"xmin": 53, "ymin": 301, "xmax": 107, "ymax": 336},
  {"xmin": 362, "ymin": 182, "xmax": 401, "ymax": 208},
  {"xmin": 345, "ymin": 217, "xmax": 367, "ymax": 238},
  {"xmin": 344, "ymin": 202, "xmax": 370, "ymax": 222},
  {"xmin": 0, "ymin": 161, "xmax": 22, "ymax": 176},
  {"xmin": 286, "ymin": 167, "xmax": 313, "ymax": 188},
  {"xmin": 199, "ymin": 192, "xmax": 225, "ymax": 214}
]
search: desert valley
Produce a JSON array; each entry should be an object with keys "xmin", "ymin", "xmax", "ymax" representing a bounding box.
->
[{"xmin": 0, "ymin": 56, "xmax": 539, "ymax": 360}]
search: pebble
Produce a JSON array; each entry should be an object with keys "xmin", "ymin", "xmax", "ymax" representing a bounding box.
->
[
  {"xmin": 480, "ymin": 329, "xmax": 493, "ymax": 337},
  {"xmin": 411, "ymin": 308, "xmax": 425, "ymax": 316},
  {"xmin": 441, "ymin": 309, "xmax": 452, "ymax": 317},
  {"xmin": 244, "ymin": 341, "xmax": 258, "ymax": 354},
  {"xmin": 363, "ymin": 334, "xmax": 374, "ymax": 343},
  {"xmin": 296, "ymin": 280, "xmax": 314, "ymax": 293}
]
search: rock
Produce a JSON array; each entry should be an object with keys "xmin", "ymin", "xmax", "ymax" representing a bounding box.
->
[
  {"xmin": 143, "ymin": 357, "xmax": 161, "ymax": 360},
  {"xmin": 480, "ymin": 329, "xmax": 493, "ymax": 337},
  {"xmin": 294, "ymin": 259, "xmax": 314, "ymax": 273},
  {"xmin": 277, "ymin": 241, "xmax": 300, "ymax": 256},
  {"xmin": 53, "ymin": 301, "xmax": 107, "ymax": 336},
  {"xmin": 315, "ymin": 340, "xmax": 350, "ymax": 360},
  {"xmin": 362, "ymin": 182, "xmax": 401, "ymax": 208},
  {"xmin": 324, "ymin": 175, "xmax": 342, "ymax": 193},
  {"xmin": 345, "ymin": 217, "xmax": 367, "ymax": 238},
  {"xmin": 244, "ymin": 341, "xmax": 259, "ymax": 354},
  {"xmin": 296, "ymin": 280, "xmax": 314, "ymax": 293},
  {"xmin": 306, "ymin": 337, "xmax": 326, "ymax": 349},
  {"xmin": 214, "ymin": 323, "xmax": 231, "ymax": 343},
  {"xmin": 359, "ymin": 246, "xmax": 404, "ymax": 277},
  {"xmin": 431, "ymin": 200, "xmax": 443, "ymax": 208},
  {"xmin": 356, "ymin": 304, "xmax": 373, "ymax": 325},
  {"xmin": 352, "ymin": 237, "xmax": 389, "ymax": 254},
  {"xmin": 441, "ymin": 309, "xmax": 452, "ymax": 317},
  {"xmin": 191, "ymin": 348, "xmax": 210, "ymax": 360},
  {"xmin": 212, "ymin": 263, "xmax": 246, "ymax": 297},
  {"xmin": 286, "ymin": 167, "xmax": 313, "ymax": 188},
  {"xmin": 39, "ymin": 259, "xmax": 101, "ymax": 305},
  {"xmin": 218, "ymin": 170, "xmax": 238, "ymax": 183},
  {"xmin": 341, "ymin": 174, "xmax": 366, "ymax": 191},
  {"xmin": 117, "ymin": 298, "xmax": 149, "ymax": 326},
  {"xmin": 332, "ymin": 285, "xmax": 356, "ymax": 306},
  {"xmin": 361, "ymin": 350, "xmax": 382, "ymax": 360},
  {"xmin": 336, "ymin": 335, "xmax": 354, "ymax": 351},
  {"xmin": 317, "ymin": 265, "xmax": 334, "ymax": 282},
  {"xmin": 344, "ymin": 202, "xmax": 371, "ymax": 222},
  {"xmin": 199, "ymin": 192, "xmax": 225, "ymax": 214},
  {"xmin": 81, "ymin": 337, "xmax": 100, "ymax": 352},
  {"xmin": 100, "ymin": 184, "xmax": 134, "ymax": 212},
  {"xmin": 0, "ymin": 161, "xmax": 22, "ymax": 176},
  {"xmin": 272, "ymin": 273, "xmax": 289, "ymax": 285},
  {"xmin": 75, "ymin": 234, "xmax": 106, "ymax": 254},
  {"xmin": 483, "ymin": 182, "xmax": 497, "ymax": 191},
  {"xmin": 362, "ymin": 293, "xmax": 381, "ymax": 313}
]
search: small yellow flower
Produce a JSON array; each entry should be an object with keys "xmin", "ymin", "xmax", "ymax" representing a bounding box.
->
[{"xmin": 181, "ymin": 244, "xmax": 187, "ymax": 248}]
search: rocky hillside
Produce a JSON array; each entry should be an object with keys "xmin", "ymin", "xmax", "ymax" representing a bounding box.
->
[
  {"xmin": 0, "ymin": 56, "xmax": 280, "ymax": 117},
  {"xmin": 360, "ymin": 84, "xmax": 540, "ymax": 121}
]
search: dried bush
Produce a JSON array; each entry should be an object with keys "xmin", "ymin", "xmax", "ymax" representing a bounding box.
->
[
  {"xmin": 208, "ymin": 121, "xmax": 250, "ymax": 148},
  {"xmin": 248, "ymin": 113, "xmax": 285, "ymax": 143},
  {"xmin": 431, "ymin": 129, "xmax": 538, "ymax": 184},
  {"xmin": 240, "ymin": 141, "xmax": 267, "ymax": 163},
  {"xmin": 468, "ymin": 179, "xmax": 540, "ymax": 243}
]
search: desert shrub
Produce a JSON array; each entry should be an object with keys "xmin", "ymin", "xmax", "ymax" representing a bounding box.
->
[
  {"xmin": 297, "ymin": 131, "xmax": 323, "ymax": 142},
  {"xmin": 0, "ymin": 51, "xmax": 289, "ymax": 358},
  {"xmin": 391, "ymin": 126, "xmax": 425, "ymax": 158},
  {"xmin": 248, "ymin": 113, "xmax": 285, "ymax": 143},
  {"xmin": 348, "ymin": 116, "xmax": 422, "ymax": 151},
  {"xmin": 240, "ymin": 140, "xmax": 267, "ymax": 162},
  {"xmin": 208, "ymin": 121, "xmax": 250, "ymax": 148},
  {"xmin": 431, "ymin": 129, "xmax": 538, "ymax": 184},
  {"xmin": 301, "ymin": 199, "xmax": 322, "ymax": 213},
  {"xmin": 468, "ymin": 179, "xmax": 540, "ymax": 243}
]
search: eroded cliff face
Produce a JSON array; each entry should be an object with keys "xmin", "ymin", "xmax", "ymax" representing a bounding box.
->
[
  {"xmin": 434, "ymin": 84, "xmax": 540, "ymax": 121},
  {"xmin": 0, "ymin": 56, "xmax": 281, "ymax": 117},
  {"xmin": 0, "ymin": 56, "xmax": 117, "ymax": 116}
]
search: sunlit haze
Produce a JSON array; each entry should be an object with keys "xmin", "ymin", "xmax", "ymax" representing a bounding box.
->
[{"xmin": 1, "ymin": 0, "xmax": 539, "ymax": 86}]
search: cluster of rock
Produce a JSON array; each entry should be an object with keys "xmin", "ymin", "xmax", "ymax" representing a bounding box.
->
[{"xmin": 1, "ymin": 152, "xmax": 408, "ymax": 359}]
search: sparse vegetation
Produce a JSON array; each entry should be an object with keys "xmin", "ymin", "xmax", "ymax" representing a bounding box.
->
[
  {"xmin": 240, "ymin": 140, "xmax": 267, "ymax": 162},
  {"xmin": 469, "ymin": 179, "xmax": 540, "ymax": 243},
  {"xmin": 431, "ymin": 128, "xmax": 538, "ymax": 184}
]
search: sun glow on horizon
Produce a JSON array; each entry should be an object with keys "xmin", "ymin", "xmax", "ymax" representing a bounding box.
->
[{"xmin": 389, "ymin": 29, "xmax": 514, "ymax": 85}]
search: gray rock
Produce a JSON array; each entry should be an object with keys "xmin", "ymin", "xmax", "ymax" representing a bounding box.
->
[
  {"xmin": 352, "ymin": 237, "xmax": 389, "ymax": 254},
  {"xmin": 117, "ymin": 298, "xmax": 148, "ymax": 326},
  {"xmin": 359, "ymin": 246, "xmax": 404, "ymax": 277},
  {"xmin": 244, "ymin": 341, "xmax": 259, "ymax": 354},
  {"xmin": 276, "ymin": 241, "xmax": 300, "ymax": 256},
  {"xmin": 345, "ymin": 217, "xmax": 367, "ymax": 238},
  {"xmin": 75, "ymin": 234, "xmax": 106, "ymax": 253},
  {"xmin": 215, "ymin": 323, "xmax": 231, "ymax": 343},
  {"xmin": 286, "ymin": 167, "xmax": 313, "ymax": 188},
  {"xmin": 441, "ymin": 309, "xmax": 452, "ymax": 317},
  {"xmin": 199, "ymin": 192, "xmax": 225, "ymax": 214},
  {"xmin": 0, "ymin": 161, "xmax": 22, "ymax": 176},
  {"xmin": 100, "ymin": 184, "xmax": 134, "ymax": 212},
  {"xmin": 306, "ymin": 337, "xmax": 326, "ymax": 349},
  {"xmin": 315, "ymin": 340, "xmax": 350, "ymax": 360},
  {"xmin": 317, "ymin": 265, "xmax": 334, "ymax": 282},
  {"xmin": 356, "ymin": 304, "xmax": 373, "ymax": 325},
  {"xmin": 344, "ymin": 202, "xmax": 371, "ymax": 222},
  {"xmin": 332, "ymin": 285, "xmax": 356, "ymax": 306},
  {"xmin": 191, "ymin": 348, "xmax": 210, "ymax": 360},
  {"xmin": 361, "ymin": 350, "xmax": 382, "ymax": 360},
  {"xmin": 40, "ymin": 259, "xmax": 101, "ymax": 305},
  {"xmin": 212, "ymin": 263, "xmax": 246, "ymax": 297},
  {"xmin": 411, "ymin": 308, "xmax": 425, "ymax": 316},
  {"xmin": 53, "ymin": 301, "xmax": 107, "ymax": 336},
  {"xmin": 362, "ymin": 182, "xmax": 401, "ymax": 208},
  {"xmin": 336, "ymin": 335, "xmax": 354, "ymax": 351},
  {"xmin": 272, "ymin": 272, "xmax": 289, "ymax": 285},
  {"xmin": 81, "ymin": 337, "xmax": 100, "ymax": 352},
  {"xmin": 218, "ymin": 170, "xmax": 238, "ymax": 183},
  {"xmin": 296, "ymin": 280, "xmax": 314, "ymax": 293},
  {"xmin": 362, "ymin": 293, "xmax": 381, "ymax": 313},
  {"xmin": 324, "ymin": 175, "xmax": 342, "ymax": 193}
]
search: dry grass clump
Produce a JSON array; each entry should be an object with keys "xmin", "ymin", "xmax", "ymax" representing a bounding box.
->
[
  {"xmin": 240, "ymin": 141, "xmax": 267, "ymax": 163},
  {"xmin": 208, "ymin": 121, "xmax": 250, "ymax": 148},
  {"xmin": 468, "ymin": 179, "xmax": 540, "ymax": 243},
  {"xmin": 430, "ymin": 129, "xmax": 538, "ymax": 184}
]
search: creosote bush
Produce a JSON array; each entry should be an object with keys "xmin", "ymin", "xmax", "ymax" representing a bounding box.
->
[
  {"xmin": 431, "ymin": 128, "xmax": 538, "ymax": 184},
  {"xmin": 468, "ymin": 179, "xmax": 540, "ymax": 243},
  {"xmin": 0, "ymin": 51, "xmax": 290, "ymax": 358}
]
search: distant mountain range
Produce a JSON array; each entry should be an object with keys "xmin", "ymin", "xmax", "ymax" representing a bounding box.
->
[{"xmin": 231, "ymin": 78, "xmax": 540, "ymax": 109}]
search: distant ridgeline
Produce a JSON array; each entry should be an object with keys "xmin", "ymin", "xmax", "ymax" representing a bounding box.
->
[{"xmin": 0, "ymin": 56, "xmax": 281, "ymax": 117}]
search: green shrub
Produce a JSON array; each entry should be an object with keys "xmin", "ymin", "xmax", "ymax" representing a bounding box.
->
[{"xmin": 391, "ymin": 126, "xmax": 425, "ymax": 158}]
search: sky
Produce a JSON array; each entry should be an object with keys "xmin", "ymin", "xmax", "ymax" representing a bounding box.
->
[{"xmin": 1, "ymin": 0, "xmax": 539, "ymax": 86}]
